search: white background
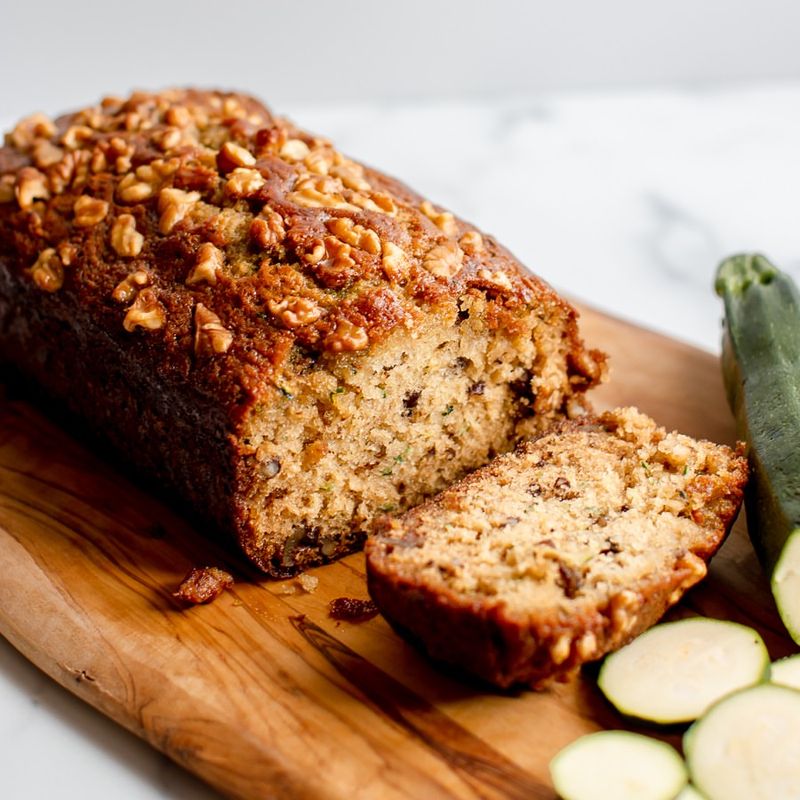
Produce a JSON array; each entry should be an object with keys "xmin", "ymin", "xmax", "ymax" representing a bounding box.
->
[
  {"xmin": 3, "ymin": 0, "xmax": 800, "ymax": 113},
  {"xmin": 3, "ymin": 2, "xmax": 800, "ymax": 798}
]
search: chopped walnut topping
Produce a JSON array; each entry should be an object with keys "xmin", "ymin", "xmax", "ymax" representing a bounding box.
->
[
  {"xmin": 250, "ymin": 206, "xmax": 286, "ymax": 248},
  {"xmin": 423, "ymin": 241, "xmax": 464, "ymax": 279},
  {"xmin": 459, "ymin": 230, "xmax": 484, "ymax": 255},
  {"xmin": 110, "ymin": 214, "xmax": 144, "ymax": 257},
  {"xmin": 123, "ymin": 288, "xmax": 166, "ymax": 331},
  {"xmin": 165, "ymin": 105, "xmax": 192, "ymax": 128},
  {"xmin": 267, "ymin": 296, "xmax": 323, "ymax": 328},
  {"xmin": 330, "ymin": 160, "xmax": 371, "ymax": 193},
  {"xmin": 288, "ymin": 176, "xmax": 358, "ymax": 211},
  {"xmin": 225, "ymin": 167, "xmax": 265, "ymax": 198},
  {"xmin": 117, "ymin": 172, "xmax": 156, "ymax": 203},
  {"xmin": 89, "ymin": 148, "xmax": 108, "ymax": 174},
  {"xmin": 15, "ymin": 167, "xmax": 50, "ymax": 209},
  {"xmin": 57, "ymin": 241, "xmax": 78, "ymax": 266},
  {"xmin": 420, "ymin": 200, "xmax": 457, "ymax": 236},
  {"xmin": 61, "ymin": 125, "xmax": 94, "ymax": 151},
  {"xmin": 108, "ymin": 136, "xmax": 135, "ymax": 174},
  {"xmin": 152, "ymin": 126, "xmax": 182, "ymax": 152},
  {"xmin": 187, "ymin": 242, "xmax": 224, "ymax": 286},
  {"xmin": 158, "ymin": 187, "xmax": 201, "ymax": 234},
  {"xmin": 324, "ymin": 318, "xmax": 369, "ymax": 353},
  {"xmin": 0, "ymin": 175, "xmax": 15, "ymax": 203},
  {"xmin": 327, "ymin": 217, "xmax": 381, "ymax": 254},
  {"xmin": 280, "ymin": 138, "xmax": 310, "ymax": 162},
  {"xmin": 304, "ymin": 147, "xmax": 334, "ymax": 175},
  {"xmin": 8, "ymin": 113, "xmax": 56, "ymax": 150},
  {"xmin": 29, "ymin": 248, "xmax": 63, "ymax": 292},
  {"xmin": 381, "ymin": 241, "xmax": 410, "ymax": 281},
  {"xmin": 73, "ymin": 195, "xmax": 109, "ymax": 227},
  {"xmin": 112, "ymin": 269, "xmax": 150, "ymax": 303},
  {"xmin": 219, "ymin": 141, "xmax": 256, "ymax": 168},
  {"xmin": 32, "ymin": 140, "xmax": 64, "ymax": 169},
  {"xmin": 476, "ymin": 267, "xmax": 514, "ymax": 292},
  {"xmin": 371, "ymin": 192, "xmax": 397, "ymax": 215},
  {"xmin": 308, "ymin": 236, "xmax": 357, "ymax": 279},
  {"xmin": 194, "ymin": 303, "xmax": 233, "ymax": 354}
]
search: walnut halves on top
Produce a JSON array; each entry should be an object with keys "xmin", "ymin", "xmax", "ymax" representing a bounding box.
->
[{"xmin": 0, "ymin": 89, "xmax": 606, "ymax": 576}]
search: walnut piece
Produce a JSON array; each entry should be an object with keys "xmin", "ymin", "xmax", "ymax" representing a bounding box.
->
[
  {"xmin": 57, "ymin": 241, "xmax": 78, "ymax": 266},
  {"xmin": 117, "ymin": 172, "xmax": 155, "ymax": 203},
  {"xmin": 152, "ymin": 126, "xmax": 182, "ymax": 152},
  {"xmin": 158, "ymin": 187, "xmax": 201, "ymax": 234},
  {"xmin": 112, "ymin": 269, "xmax": 149, "ymax": 303},
  {"xmin": 330, "ymin": 160, "xmax": 371, "ymax": 193},
  {"xmin": 8, "ymin": 113, "xmax": 56, "ymax": 150},
  {"xmin": 423, "ymin": 241, "xmax": 464, "ymax": 279},
  {"xmin": 327, "ymin": 217, "xmax": 380, "ymax": 254},
  {"xmin": 15, "ymin": 167, "xmax": 50, "ymax": 209},
  {"xmin": 219, "ymin": 141, "xmax": 256, "ymax": 168},
  {"xmin": 29, "ymin": 248, "xmax": 63, "ymax": 292},
  {"xmin": 280, "ymin": 139, "xmax": 311, "ymax": 161},
  {"xmin": 73, "ymin": 195, "xmax": 109, "ymax": 228},
  {"xmin": 194, "ymin": 303, "xmax": 233, "ymax": 354},
  {"xmin": 381, "ymin": 241, "xmax": 410, "ymax": 281},
  {"xmin": 110, "ymin": 214, "xmax": 144, "ymax": 257},
  {"xmin": 225, "ymin": 167, "xmax": 265, "ymax": 198},
  {"xmin": 459, "ymin": 230, "xmax": 484, "ymax": 255},
  {"xmin": 324, "ymin": 318, "xmax": 369, "ymax": 353},
  {"xmin": 123, "ymin": 288, "xmax": 166, "ymax": 331},
  {"xmin": 32, "ymin": 140, "xmax": 64, "ymax": 169},
  {"xmin": 187, "ymin": 242, "xmax": 224, "ymax": 286},
  {"xmin": 420, "ymin": 200, "xmax": 457, "ymax": 236},
  {"xmin": 250, "ymin": 206, "xmax": 286, "ymax": 248},
  {"xmin": 288, "ymin": 176, "xmax": 358, "ymax": 212},
  {"xmin": 61, "ymin": 125, "xmax": 94, "ymax": 151},
  {"xmin": 267, "ymin": 296, "xmax": 323, "ymax": 328}
]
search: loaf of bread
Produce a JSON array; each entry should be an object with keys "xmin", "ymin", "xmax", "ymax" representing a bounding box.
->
[
  {"xmin": 366, "ymin": 408, "xmax": 747, "ymax": 687},
  {"xmin": 0, "ymin": 89, "xmax": 606, "ymax": 575}
]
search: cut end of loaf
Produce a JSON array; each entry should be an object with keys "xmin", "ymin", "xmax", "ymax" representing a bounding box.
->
[
  {"xmin": 365, "ymin": 407, "xmax": 748, "ymax": 687},
  {"xmin": 234, "ymin": 293, "xmax": 601, "ymax": 576}
]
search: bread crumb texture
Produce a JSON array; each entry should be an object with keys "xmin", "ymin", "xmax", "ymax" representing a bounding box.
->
[
  {"xmin": 0, "ymin": 89, "xmax": 606, "ymax": 575},
  {"xmin": 366, "ymin": 408, "xmax": 748, "ymax": 687}
]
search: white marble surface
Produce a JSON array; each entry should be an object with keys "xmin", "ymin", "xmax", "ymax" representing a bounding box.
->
[{"xmin": 3, "ymin": 82, "xmax": 800, "ymax": 798}]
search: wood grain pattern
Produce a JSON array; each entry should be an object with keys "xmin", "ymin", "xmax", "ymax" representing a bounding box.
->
[{"xmin": 0, "ymin": 305, "xmax": 795, "ymax": 800}]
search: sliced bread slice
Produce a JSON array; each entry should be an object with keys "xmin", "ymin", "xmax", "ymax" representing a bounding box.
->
[{"xmin": 365, "ymin": 407, "xmax": 748, "ymax": 687}]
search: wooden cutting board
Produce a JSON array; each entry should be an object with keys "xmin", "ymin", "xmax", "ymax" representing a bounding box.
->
[{"xmin": 0, "ymin": 305, "xmax": 795, "ymax": 800}]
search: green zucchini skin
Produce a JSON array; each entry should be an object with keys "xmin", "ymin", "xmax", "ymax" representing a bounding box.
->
[{"xmin": 716, "ymin": 253, "xmax": 800, "ymax": 642}]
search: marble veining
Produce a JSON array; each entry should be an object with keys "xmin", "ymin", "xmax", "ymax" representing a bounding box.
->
[{"xmin": 2, "ymin": 81, "xmax": 799, "ymax": 798}]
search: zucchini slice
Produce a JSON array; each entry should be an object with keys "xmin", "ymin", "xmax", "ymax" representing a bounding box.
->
[
  {"xmin": 597, "ymin": 618, "xmax": 768, "ymax": 724},
  {"xmin": 770, "ymin": 653, "xmax": 800, "ymax": 690},
  {"xmin": 549, "ymin": 730, "xmax": 687, "ymax": 800},
  {"xmin": 685, "ymin": 683, "xmax": 800, "ymax": 800},
  {"xmin": 676, "ymin": 787, "xmax": 707, "ymax": 800},
  {"xmin": 716, "ymin": 253, "xmax": 800, "ymax": 643}
]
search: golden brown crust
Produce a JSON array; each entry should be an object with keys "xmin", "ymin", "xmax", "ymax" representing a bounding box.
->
[
  {"xmin": 365, "ymin": 411, "xmax": 748, "ymax": 688},
  {"xmin": 0, "ymin": 89, "xmax": 605, "ymax": 421}
]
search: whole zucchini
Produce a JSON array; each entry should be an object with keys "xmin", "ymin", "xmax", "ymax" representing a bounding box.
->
[{"xmin": 716, "ymin": 253, "xmax": 800, "ymax": 644}]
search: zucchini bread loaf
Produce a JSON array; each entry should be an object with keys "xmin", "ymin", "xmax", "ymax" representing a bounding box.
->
[
  {"xmin": 366, "ymin": 408, "xmax": 748, "ymax": 687},
  {"xmin": 0, "ymin": 89, "xmax": 605, "ymax": 576}
]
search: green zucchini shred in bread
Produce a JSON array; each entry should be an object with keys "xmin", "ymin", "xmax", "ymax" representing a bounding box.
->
[
  {"xmin": 0, "ymin": 89, "xmax": 605, "ymax": 575},
  {"xmin": 366, "ymin": 408, "xmax": 748, "ymax": 687}
]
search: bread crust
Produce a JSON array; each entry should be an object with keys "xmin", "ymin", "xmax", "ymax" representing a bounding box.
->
[
  {"xmin": 366, "ymin": 414, "xmax": 748, "ymax": 688},
  {"xmin": 0, "ymin": 90, "xmax": 606, "ymax": 575}
]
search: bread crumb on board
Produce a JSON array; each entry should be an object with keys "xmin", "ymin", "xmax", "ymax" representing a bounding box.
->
[{"xmin": 173, "ymin": 566, "xmax": 234, "ymax": 605}]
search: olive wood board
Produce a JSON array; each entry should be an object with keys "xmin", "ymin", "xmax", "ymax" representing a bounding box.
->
[{"xmin": 0, "ymin": 304, "xmax": 795, "ymax": 800}]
